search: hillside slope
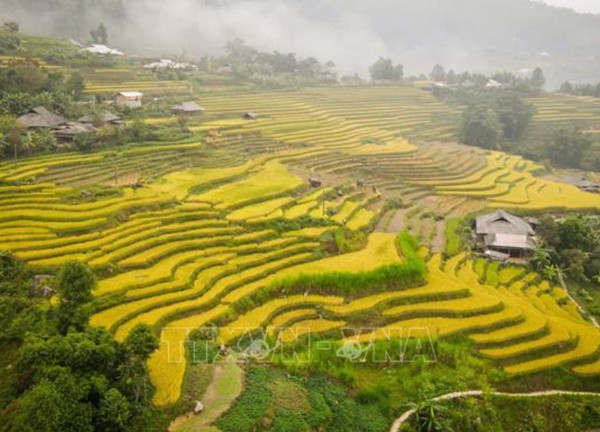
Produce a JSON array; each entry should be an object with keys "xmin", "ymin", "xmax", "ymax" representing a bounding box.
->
[{"xmin": 1, "ymin": 0, "xmax": 599, "ymax": 85}]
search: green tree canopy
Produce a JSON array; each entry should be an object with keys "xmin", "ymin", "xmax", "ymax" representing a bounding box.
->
[
  {"xmin": 460, "ymin": 104, "xmax": 501, "ymax": 149},
  {"xmin": 543, "ymin": 127, "xmax": 592, "ymax": 168},
  {"xmin": 369, "ymin": 57, "xmax": 403, "ymax": 81}
]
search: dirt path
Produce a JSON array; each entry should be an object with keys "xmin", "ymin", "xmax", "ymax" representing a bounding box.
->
[
  {"xmin": 389, "ymin": 390, "xmax": 600, "ymax": 432},
  {"xmin": 170, "ymin": 359, "xmax": 244, "ymax": 432},
  {"xmin": 385, "ymin": 207, "xmax": 414, "ymax": 233},
  {"xmin": 431, "ymin": 219, "xmax": 446, "ymax": 253}
]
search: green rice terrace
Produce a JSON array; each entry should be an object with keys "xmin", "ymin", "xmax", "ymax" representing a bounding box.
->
[{"xmin": 1, "ymin": 41, "xmax": 600, "ymax": 431}]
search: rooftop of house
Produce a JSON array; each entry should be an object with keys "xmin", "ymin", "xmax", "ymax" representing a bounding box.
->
[
  {"xmin": 172, "ymin": 102, "xmax": 205, "ymax": 112},
  {"xmin": 85, "ymin": 44, "xmax": 124, "ymax": 56},
  {"xmin": 117, "ymin": 91, "xmax": 143, "ymax": 98},
  {"xmin": 476, "ymin": 210, "xmax": 535, "ymax": 236},
  {"xmin": 78, "ymin": 111, "xmax": 122, "ymax": 124},
  {"xmin": 17, "ymin": 107, "xmax": 67, "ymax": 129},
  {"xmin": 53, "ymin": 121, "xmax": 97, "ymax": 136}
]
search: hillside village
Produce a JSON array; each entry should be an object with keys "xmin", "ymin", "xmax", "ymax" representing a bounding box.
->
[{"xmin": 0, "ymin": 3, "xmax": 599, "ymax": 432}]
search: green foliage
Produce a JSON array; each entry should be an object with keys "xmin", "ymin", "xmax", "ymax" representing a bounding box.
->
[
  {"xmin": 4, "ymin": 326, "xmax": 155, "ymax": 432},
  {"xmin": 0, "ymin": 251, "xmax": 31, "ymax": 296},
  {"xmin": 0, "ymin": 255, "xmax": 159, "ymax": 431},
  {"xmin": 430, "ymin": 64, "xmax": 446, "ymax": 81},
  {"xmin": 531, "ymin": 67, "xmax": 546, "ymax": 89},
  {"xmin": 445, "ymin": 217, "xmax": 471, "ymax": 257},
  {"xmin": 439, "ymin": 395, "xmax": 600, "ymax": 432},
  {"xmin": 0, "ymin": 28, "xmax": 20, "ymax": 54},
  {"xmin": 66, "ymin": 71, "xmax": 85, "ymax": 99},
  {"xmin": 543, "ymin": 127, "xmax": 592, "ymax": 169},
  {"xmin": 215, "ymin": 367, "xmax": 272, "ymax": 431},
  {"xmin": 73, "ymin": 132, "xmax": 95, "ymax": 152},
  {"xmin": 123, "ymin": 324, "xmax": 159, "ymax": 362},
  {"xmin": 461, "ymin": 104, "xmax": 502, "ymax": 149},
  {"xmin": 369, "ymin": 57, "xmax": 404, "ymax": 81},
  {"xmin": 223, "ymin": 38, "xmax": 336, "ymax": 88},
  {"xmin": 19, "ymin": 129, "xmax": 57, "ymax": 156},
  {"xmin": 97, "ymin": 388, "xmax": 132, "ymax": 432},
  {"xmin": 56, "ymin": 261, "xmax": 96, "ymax": 334},
  {"xmin": 534, "ymin": 214, "xmax": 600, "ymax": 284},
  {"xmin": 560, "ymin": 80, "xmax": 600, "ymax": 97},
  {"xmin": 216, "ymin": 366, "xmax": 389, "ymax": 432},
  {"xmin": 494, "ymin": 92, "xmax": 536, "ymax": 141},
  {"xmin": 0, "ymin": 252, "xmax": 48, "ymax": 340},
  {"xmin": 90, "ymin": 23, "xmax": 108, "ymax": 44},
  {"xmin": 2, "ymin": 22, "xmax": 19, "ymax": 33}
]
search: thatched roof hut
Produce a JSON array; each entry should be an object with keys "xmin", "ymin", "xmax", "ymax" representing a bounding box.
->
[
  {"xmin": 172, "ymin": 102, "xmax": 205, "ymax": 115},
  {"xmin": 53, "ymin": 122, "xmax": 97, "ymax": 141},
  {"xmin": 17, "ymin": 107, "xmax": 66, "ymax": 129},
  {"xmin": 78, "ymin": 111, "xmax": 123, "ymax": 125}
]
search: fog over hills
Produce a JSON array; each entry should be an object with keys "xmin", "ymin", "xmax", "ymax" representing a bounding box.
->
[{"xmin": 1, "ymin": 0, "xmax": 599, "ymax": 86}]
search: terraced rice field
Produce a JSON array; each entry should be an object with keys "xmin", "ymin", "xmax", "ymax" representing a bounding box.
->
[
  {"xmin": 81, "ymin": 67, "xmax": 191, "ymax": 95},
  {"xmin": 1, "ymin": 85, "xmax": 599, "ymax": 407}
]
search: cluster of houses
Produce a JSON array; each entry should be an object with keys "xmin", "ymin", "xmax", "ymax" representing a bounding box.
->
[
  {"xmin": 474, "ymin": 210, "xmax": 538, "ymax": 263},
  {"xmin": 16, "ymin": 106, "xmax": 123, "ymax": 142},
  {"xmin": 143, "ymin": 59, "xmax": 199, "ymax": 71},
  {"xmin": 422, "ymin": 78, "xmax": 503, "ymax": 92},
  {"xmin": 84, "ymin": 44, "xmax": 124, "ymax": 56}
]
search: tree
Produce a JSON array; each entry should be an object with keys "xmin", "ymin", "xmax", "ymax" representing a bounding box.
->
[
  {"xmin": 10, "ymin": 372, "xmax": 94, "ymax": 432},
  {"xmin": 56, "ymin": 261, "xmax": 96, "ymax": 333},
  {"xmin": 561, "ymin": 249, "xmax": 589, "ymax": 282},
  {"xmin": 543, "ymin": 127, "xmax": 592, "ymax": 168},
  {"xmin": 369, "ymin": 57, "xmax": 403, "ymax": 81},
  {"xmin": 176, "ymin": 114, "xmax": 189, "ymax": 131},
  {"xmin": 123, "ymin": 324, "xmax": 159, "ymax": 362},
  {"xmin": 461, "ymin": 104, "xmax": 501, "ymax": 149},
  {"xmin": 121, "ymin": 324, "xmax": 158, "ymax": 405},
  {"xmin": 407, "ymin": 398, "xmax": 452, "ymax": 432},
  {"xmin": 90, "ymin": 23, "xmax": 108, "ymax": 44},
  {"xmin": 74, "ymin": 132, "xmax": 95, "ymax": 152},
  {"xmin": 430, "ymin": 64, "xmax": 446, "ymax": 82},
  {"xmin": 559, "ymin": 81, "xmax": 575, "ymax": 94},
  {"xmin": 531, "ymin": 67, "xmax": 546, "ymax": 89},
  {"xmin": 0, "ymin": 27, "xmax": 20, "ymax": 53},
  {"xmin": 3, "ymin": 21, "xmax": 19, "ymax": 33},
  {"xmin": 66, "ymin": 71, "xmax": 85, "ymax": 99},
  {"xmin": 394, "ymin": 63, "xmax": 404, "ymax": 80},
  {"xmin": 446, "ymin": 69, "xmax": 457, "ymax": 85},
  {"xmin": 97, "ymin": 388, "xmax": 132, "ymax": 432},
  {"xmin": 494, "ymin": 92, "xmax": 535, "ymax": 140}
]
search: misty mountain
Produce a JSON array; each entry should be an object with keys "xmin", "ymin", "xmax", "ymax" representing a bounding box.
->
[{"xmin": 1, "ymin": 0, "xmax": 599, "ymax": 86}]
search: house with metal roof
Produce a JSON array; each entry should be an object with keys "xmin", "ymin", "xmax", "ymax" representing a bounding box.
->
[
  {"xmin": 115, "ymin": 92, "xmax": 143, "ymax": 108},
  {"xmin": 474, "ymin": 210, "xmax": 536, "ymax": 258}
]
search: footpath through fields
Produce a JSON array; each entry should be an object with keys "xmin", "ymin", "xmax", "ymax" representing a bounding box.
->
[{"xmin": 389, "ymin": 390, "xmax": 600, "ymax": 432}]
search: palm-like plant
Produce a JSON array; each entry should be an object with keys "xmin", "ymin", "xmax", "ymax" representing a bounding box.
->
[{"xmin": 406, "ymin": 398, "xmax": 453, "ymax": 432}]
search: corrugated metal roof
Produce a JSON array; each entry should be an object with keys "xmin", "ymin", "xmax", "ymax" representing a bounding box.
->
[
  {"xmin": 485, "ymin": 233, "xmax": 535, "ymax": 250},
  {"xmin": 118, "ymin": 91, "xmax": 143, "ymax": 97}
]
